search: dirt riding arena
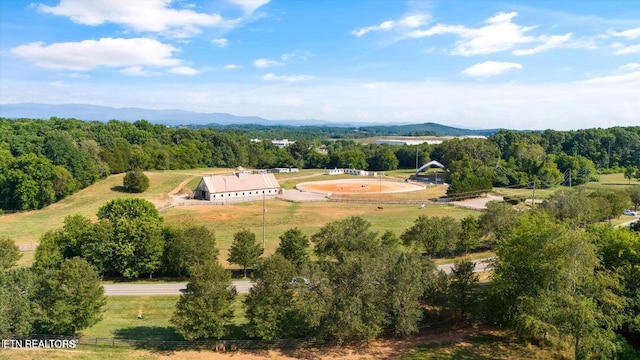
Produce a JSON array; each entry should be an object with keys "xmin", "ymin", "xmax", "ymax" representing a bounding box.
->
[{"xmin": 296, "ymin": 178, "xmax": 425, "ymax": 194}]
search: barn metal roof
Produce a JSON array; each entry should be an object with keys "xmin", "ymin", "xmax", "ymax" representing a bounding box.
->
[{"xmin": 201, "ymin": 173, "xmax": 280, "ymax": 193}]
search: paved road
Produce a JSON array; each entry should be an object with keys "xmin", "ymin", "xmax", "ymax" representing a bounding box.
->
[
  {"xmin": 616, "ymin": 217, "xmax": 639, "ymax": 228},
  {"xmin": 103, "ymin": 258, "xmax": 493, "ymax": 296},
  {"xmin": 436, "ymin": 257, "xmax": 492, "ymax": 274},
  {"xmin": 103, "ymin": 280, "xmax": 253, "ymax": 296}
]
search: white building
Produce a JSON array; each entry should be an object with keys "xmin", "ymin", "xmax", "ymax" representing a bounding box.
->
[
  {"xmin": 375, "ymin": 139, "xmax": 443, "ymax": 146},
  {"xmin": 194, "ymin": 172, "xmax": 281, "ymax": 201},
  {"xmin": 325, "ymin": 168, "xmax": 377, "ymax": 176}
]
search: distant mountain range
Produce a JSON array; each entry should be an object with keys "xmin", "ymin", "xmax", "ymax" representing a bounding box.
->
[{"xmin": 0, "ymin": 102, "xmax": 498, "ymax": 136}]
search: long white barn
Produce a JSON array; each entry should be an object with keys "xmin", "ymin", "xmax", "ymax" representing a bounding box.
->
[{"xmin": 194, "ymin": 172, "xmax": 281, "ymax": 201}]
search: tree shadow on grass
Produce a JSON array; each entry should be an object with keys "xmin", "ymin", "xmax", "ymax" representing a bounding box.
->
[
  {"xmin": 113, "ymin": 326, "xmax": 182, "ymax": 354},
  {"xmin": 110, "ymin": 185, "xmax": 129, "ymax": 193},
  {"xmin": 114, "ymin": 326, "xmax": 181, "ymax": 342}
]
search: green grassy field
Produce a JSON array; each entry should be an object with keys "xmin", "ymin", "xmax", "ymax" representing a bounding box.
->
[
  {"xmin": 81, "ymin": 295, "xmax": 181, "ymax": 340},
  {"xmin": 81, "ymin": 294, "xmax": 247, "ymax": 341},
  {"xmin": 582, "ymin": 172, "xmax": 639, "ymax": 189},
  {"xmin": 0, "ymin": 171, "xmax": 190, "ymax": 246},
  {"xmin": 491, "ymin": 185, "xmax": 557, "ymax": 200},
  {"xmin": 162, "ymin": 200, "xmax": 478, "ymax": 267},
  {"xmin": 0, "ymin": 168, "xmax": 240, "ymax": 247}
]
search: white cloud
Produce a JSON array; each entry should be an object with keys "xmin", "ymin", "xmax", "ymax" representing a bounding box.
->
[
  {"xmin": 50, "ymin": 81, "xmax": 69, "ymax": 87},
  {"xmin": 584, "ymin": 71, "xmax": 640, "ymax": 84},
  {"xmin": 408, "ymin": 12, "xmax": 570, "ymax": 56},
  {"xmin": 281, "ymin": 50, "xmax": 314, "ymax": 61},
  {"xmin": 262, "ymin": 73, "xmax": 313, "ymax": 82},
  {"xmin": 227, "ymin": 0, "xmax": 270, "ymax": 15},
  {"xmin": 619, "ymin": 63, "xmax": 640, "ymax": 71},
  {"xmin": 121, "ymin": 65, "xmax": 152, "ymax": 76},
  {"xmin": 36, "ymin": 0, "xmax": 233, "ymax": 38},
  {"xmin": 10, "ymin": 38, "xmax": 181, "ymax": 71},
  {"xmin": 352, "ymin": 13, "xmax": 429, "ymax": 37},
  {"xmin": 613, "ymin": 43, "xmax": 640, "ymax": 55},
  {"xmin": 253, "ymin": 58, "xmax": 284, "ymax": 68},
  {"xmin": 609, "ymin": 27, "xmax": 640, "ymax": 40},
  {"xmin": 462, "ymin": 61, "xmax": 522, "ymax": 78},
  {"xmin": 223, "ymin": 64, "xmax": 241, "ymax": 70},
  {"xmin": 211, "ymin": 38, "xmax": 229, "ymax": 48},
  {"xmin": 167, "ymin": 66, "xmax": 200, "ymax": 76},
  {"xmin": 513, "ymin": 33, "xmax": 572, "ymax": 55}
]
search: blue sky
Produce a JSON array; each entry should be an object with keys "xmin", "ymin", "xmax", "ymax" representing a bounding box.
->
[{"xmin": 0, "ymin": 0, "xmax": 639, "ymax": 130}]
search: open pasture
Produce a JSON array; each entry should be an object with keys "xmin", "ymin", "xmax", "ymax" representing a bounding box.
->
[
  {"xmin": 162, "ymin": 200, "xmax": 478, "ymax": 267},
  {"xmin": 2, "ymin": 167, "xmax": 475, "ymax": 268}
]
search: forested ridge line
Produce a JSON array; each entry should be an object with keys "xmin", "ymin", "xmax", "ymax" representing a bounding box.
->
[{"xmin": 1, "ymin": 117, "xmax": 639, "ymax": 210}]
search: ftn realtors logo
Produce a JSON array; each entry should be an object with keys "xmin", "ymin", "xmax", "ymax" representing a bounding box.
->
[{"xmin": 2, "ymin": 339, "xmax": 77, "ymax": 349}]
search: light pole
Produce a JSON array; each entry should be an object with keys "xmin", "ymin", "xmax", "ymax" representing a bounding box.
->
[
  {"xmin": 262, "ymin": 192, "xmax": 266, "ymax": 249},
  {"xmin": 415, "ymin": 144, "xmax": 419, "ymax": 174}
]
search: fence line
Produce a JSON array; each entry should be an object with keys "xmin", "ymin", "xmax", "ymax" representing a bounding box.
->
[
  {"xmin": 22, "ymin": 334, "xmax": 316, "ymax": 351},
  {"xmin": 327, "ymin": 198, "xmax": 434, "ymax": 205},
  {"xmin": 20, "ymin": 321, "xmax": 463, "ymax": 351}
]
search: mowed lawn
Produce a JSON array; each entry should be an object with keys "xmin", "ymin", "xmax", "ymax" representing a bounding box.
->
[
  {"xmin": 81, "ymin": 294, "xmax": 247, "ymax": 341},
  {"xmin": 0, "ymin": 171, "xmax": 193, "ymax": 246},
  {"xmin": 581, "ymin": 172, "xmax": 639, "ymax": 189},
  {"xmin": 162, "ymin": 200, "xmax": 479, "ymax": 267}
]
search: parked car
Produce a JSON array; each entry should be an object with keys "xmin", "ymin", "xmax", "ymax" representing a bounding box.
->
[{"xmin": 624, "ymin": 209, "xmax": 638, "ymax": 216}]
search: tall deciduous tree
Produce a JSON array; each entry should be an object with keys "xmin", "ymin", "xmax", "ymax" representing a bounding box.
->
[
  {"xmin": 625, "ymin": 166, "xmax": 637, "ymax": 185},
  {"xmin": 275, "ymin": 228, "xmax": 310, "ymax": 269},
  {"xmin": 171, "ymin": 262, "xmax": 236, "ymax": 340},
  {"xmin": 162, "ymin": 223, "xmax": 218, "ymax": 276},
  {"xmin": 244, "ymin": 254, "xmax": 301, "ymax": 340},
  {"xmin": 227, "ymin": 229, "xmax": 263, "ymax": 277},
  {"xmin": 123, "ymin": 170, "xmax": 150, "ymax": 193},
  {"xmin": 488, "ymin": 212, "xmax": 623, "ymax": 359},
  {"xmin": 628, "ymin": 185, "xmax": 640, "ymax": 211},
  {"xmin": 386, "ymin": 251, "xmax": 433, "ymax": 337},
  {"xmin": 97, "ymin": 198, "xmax": 164, "ymax": 278},
  {"xmin": 401, "ymin": 215, "xmax": 459, "ymax": 257},
  {"xmin": 33, "ymin": 230, "xmax": 65, "ymax": 272},
  {"xmin": 36, "ymin": 257, "xmax": 106, "ymax": 335},
  {"xmin": 448, "ymin": 259, "xmax": 479, "ymax": 320},
  {"xmin": 312, "ymin": 216, "xmax": 379, "ymax": 263},
  {"xmin": 0, "ymin": 237, "xmax": 21, "ymax": 269},
  {"xmin": 0, "ymin": 268, "xmax": 39, "ymax": 337}
]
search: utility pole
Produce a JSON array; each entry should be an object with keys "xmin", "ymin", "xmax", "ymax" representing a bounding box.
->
[
  {"xmin": 569, "ymin": 170, "xmax": 572, "ymax": 188},
  {"xmin": 531, "ymin": 181, "xmax": 536, "ymax": 208},
  {"xmin": 262, "ymin": 192, "xmax": 266, "ymax": 249},
  {"xmin": 415, "ymin": 144, "xmax": 419, "ymax": 174}
]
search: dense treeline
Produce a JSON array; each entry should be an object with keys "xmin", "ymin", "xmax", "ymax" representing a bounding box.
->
[{"xmin": 1, "ymin": 118, "xmax": 639, "ymax": 210}]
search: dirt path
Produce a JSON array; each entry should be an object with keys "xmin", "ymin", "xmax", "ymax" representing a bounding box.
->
[{"xmin": 168, "ymin": 177, "xmax": 194, "ymax": 197}]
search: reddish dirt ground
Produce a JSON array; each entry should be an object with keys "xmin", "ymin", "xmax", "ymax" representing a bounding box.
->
[{"xmin": 297, "ymin": 179, "xmax": 424, "ymax": 194}]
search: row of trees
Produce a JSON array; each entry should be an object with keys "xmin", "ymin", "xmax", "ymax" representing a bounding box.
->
[
  {"xmin": 2, "ymin": 117, "xmax": 639, "ymax": 210},
  {"xmin": 171, "ymin": 216, "xmax": 481, "ymax": 344},
  {"xmin": 33, "ymin": 198, "xmax": 219, "ymax": 279}
]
